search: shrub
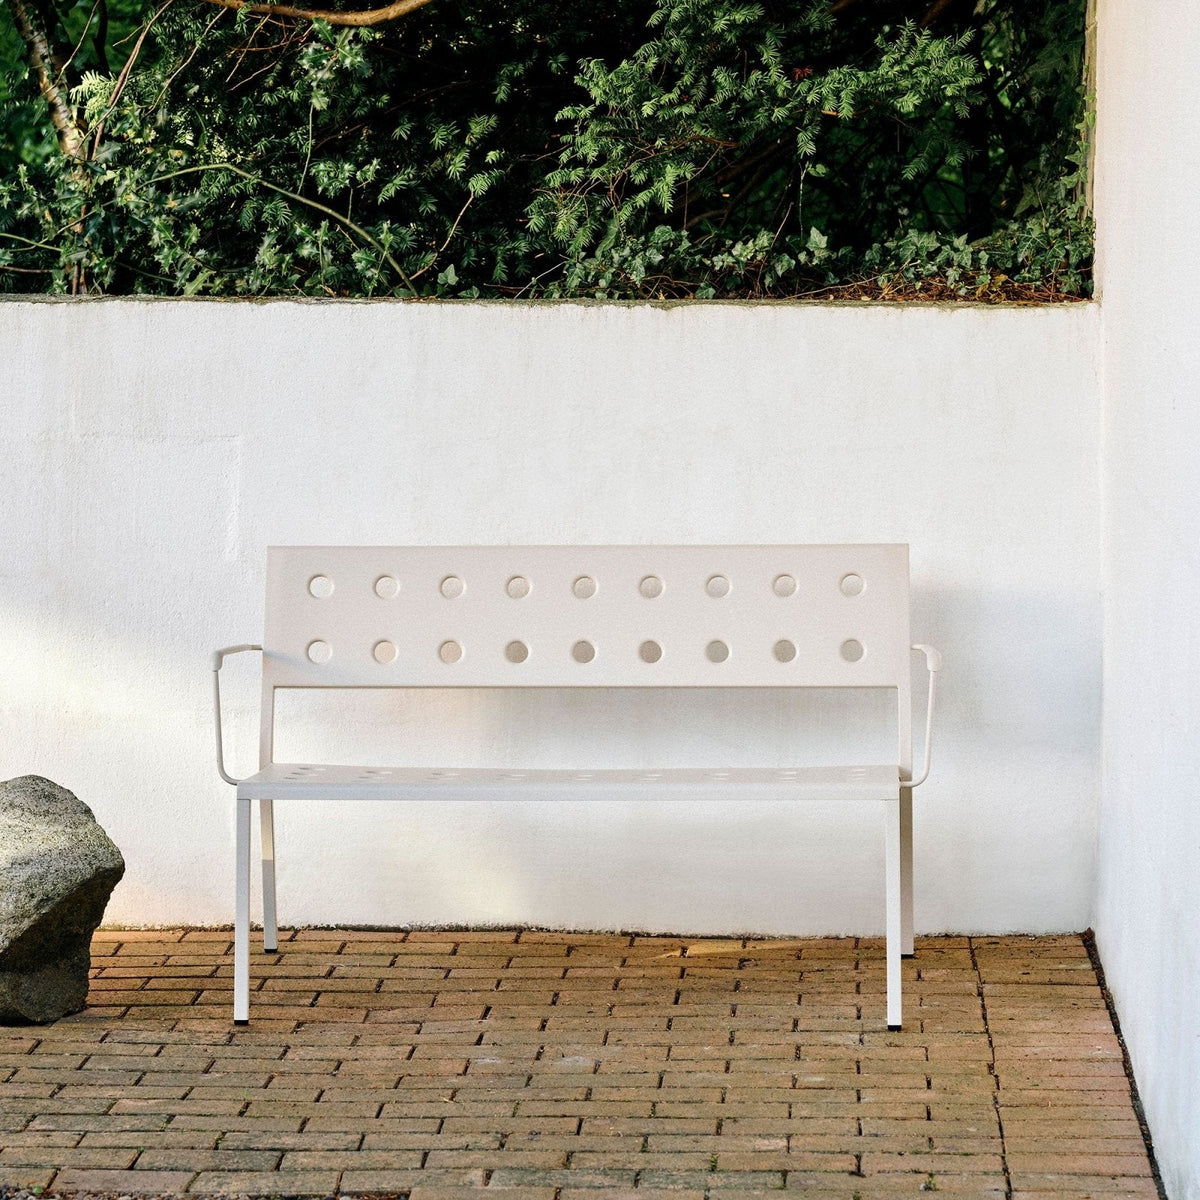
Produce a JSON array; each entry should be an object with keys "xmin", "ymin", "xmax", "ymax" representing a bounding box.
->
[{"xmin": 0, "ymin": 0, "xmax": 1090, "ymax": 298}]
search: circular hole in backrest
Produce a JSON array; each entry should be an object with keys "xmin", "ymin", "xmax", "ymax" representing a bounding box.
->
[
  {"xmin": 639, "ymin": 640, "xmax": 663, "ymax": 664},
  {"xmin": 440, "ymin": 575, "xmax": 465, "ymax": 599},
  {"xmin": 306, "ymin": 639, "xmax": 332, "ymax": 664},
  {"xmin": 506, "ymin": 575, "xmax": 530, "ymax": 599},
  {"xmin": 706, "ymin": 574, "xmax": 730, "ymax": 598},
  {"xmin": 571, "ymin": 639, "xmax": 595, "ymax": 664},
  {"xmin": 774, "ymin": 638, "xmax": 797, "ymax": 663},
  {"xmin": 773, "ymin": 574, "xmax": 797, "ymax": 597},
  {"xmin": 840, "ymin": 638, "xmax": 865, "ymax": 663},
  {"xmin": 840, "ymin": 573, "xmax": 865, "ymax": 597},
  {"xmin": 438, "ymin": 639, "xmax": 463, "ymax": 664},
  {"xmin": 373, "ymin": 640, "xmax": 397, "ymax": 664},
  {"xmin": 705, "ymin": 640, "xmax": 729, "ymax": 663},
  {"xmin": 639, "ymin": 575, "xmax": 663, "ymax": 599},
  {"xmin": 308, "ymin": 575, "xmax": 334, "ymax": 599},
  {"xmin": 374, "ymin": 575, "xmax": 400, "ymax": 599},
  {"xmin": 505, "ymin": 640, "xmax": 529, "ymax": 663},
  {"xmin": 572, "ymin": 575, "xmax": 597, "ymax": 599}
]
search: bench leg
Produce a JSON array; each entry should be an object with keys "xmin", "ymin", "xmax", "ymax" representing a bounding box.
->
[
  {"xmin": 885, "ymin": 796, "xmax": 902, "ymax": 1030},
  {"xmin": 260, "ymin": 799, "xmax": 278, "ymax": 953},
  {"xmin": 234, "ymin": 796, "xmax": 251, "ymax": 1025},
  {"xmin": 900, "ymin": 786, "xmax": 914, "ymax": 958}
]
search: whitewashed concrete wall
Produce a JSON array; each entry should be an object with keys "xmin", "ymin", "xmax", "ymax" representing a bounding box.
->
[
  {"xmin": 1, "ymin": 299, "xmax": 1100, "ymax": 939},
  {"xmin": 1095, "ymin": 3, "xmax": 1200, "ymax": 1197}
]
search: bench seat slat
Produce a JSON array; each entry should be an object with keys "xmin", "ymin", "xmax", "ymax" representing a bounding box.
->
[{"xmin": 237, "ymin": 762, "xmax": 900, "ymax": 802}]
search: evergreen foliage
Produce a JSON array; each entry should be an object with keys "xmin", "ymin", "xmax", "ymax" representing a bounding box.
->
[{"xmin": 0, "ymin": 0, "xmax": 1091, "ymax": 298}]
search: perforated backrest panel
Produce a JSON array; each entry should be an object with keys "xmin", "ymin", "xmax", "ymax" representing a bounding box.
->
[{"xmin": 261, "ymin": 545, "xmax": 910, "ymax": 690}]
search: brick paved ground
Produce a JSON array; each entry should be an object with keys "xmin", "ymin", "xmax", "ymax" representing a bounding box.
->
[{"xmin": 0, "ymin": 931, "xmax": 1159, "ymax": 1198}]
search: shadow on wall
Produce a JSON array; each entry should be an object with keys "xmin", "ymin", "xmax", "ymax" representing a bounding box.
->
[{"xmin": 2, "ymin": 571, "xmax": 1100, "ymax": 933}]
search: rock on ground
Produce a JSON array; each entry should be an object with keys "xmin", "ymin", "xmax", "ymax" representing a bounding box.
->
[{"xmin": 0, "ymin": 776, "xmax": 125, "ymax": 1024}]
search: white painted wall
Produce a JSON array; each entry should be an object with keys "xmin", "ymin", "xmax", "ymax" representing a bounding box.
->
[
  {"xmin": 1094, "ymin": 3, "xmax": 1200, "ymax": 1197},
  {"xmin": 1, "ymin": 299, "xmax": 1101, "ymax": 938}
]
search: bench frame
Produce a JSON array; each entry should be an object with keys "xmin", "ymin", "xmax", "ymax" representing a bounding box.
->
[{"xmin": 214, "ymin": 545, "xmax": 941, "ymax": 1027}]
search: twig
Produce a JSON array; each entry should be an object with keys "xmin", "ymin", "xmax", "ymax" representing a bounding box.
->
[
  {"xmin": 920, "ymin": 0, "xmax": 959, "ymax": 26},
  {"xmin": 0, "ymin": 229, "xmax": 67, "ymax": 251},
  {"xmin": 53, "ymin": 0, "xmax": 105, "ymax": 89},
  {"xmin": 409, "ymin": 192, "xmax": 473, "ymax": 280},
  {"xmin": 90, "ymin": 0, "xmax": 176, "ymax": 153},
  {"xmin": 225, "ymin": 14, "xmax": 285, "ymax": 86},
  {"xmin": 151, "ymin": 7, "xmax": 226, "ymax": 107}
]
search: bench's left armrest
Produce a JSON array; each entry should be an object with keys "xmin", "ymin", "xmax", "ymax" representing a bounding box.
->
[
  {"xmin": 908, "ymin": 644, "xmax": 943, "ymax": 788},
  {"xmin": 212, "ymin": 645, "xmax": 262, "ymax": 786}
]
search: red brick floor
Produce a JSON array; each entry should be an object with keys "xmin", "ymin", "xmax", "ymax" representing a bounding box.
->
[{"xmin": 0, "ymin": 931, "xmax": 1160, "ymax": 1198}]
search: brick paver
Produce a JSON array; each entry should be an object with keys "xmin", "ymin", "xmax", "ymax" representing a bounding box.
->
[{"xmin": 0, "ymin": 932, "xmax": 1161, "ymax": 1198}]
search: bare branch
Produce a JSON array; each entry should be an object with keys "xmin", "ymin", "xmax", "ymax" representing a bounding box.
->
[
  {"xmin": 91, "ymin": 0, "xmax": 176, "ymax": 153},
  {"xmin": 200, "ymin": 0, "xmax": 434, "ymax": 28},
  {"xmin": 409, "ymin": 191, "xmax": 473, "ymax": 280},
  {"xmin": 56, "ymin": 0, "xmax": 106, "ymax": 87},
  {"xmin": 830, "ymin": 0, "xmax": 964, "ymax": 19},
  {"xmin": 920, "ymin": 0, "xmax": 958, "ymax": 26}
]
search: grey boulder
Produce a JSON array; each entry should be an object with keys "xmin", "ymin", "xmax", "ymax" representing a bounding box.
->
[{"xmin": 0, "ymin": 776, "xmax": 125, "ymax": 1024}]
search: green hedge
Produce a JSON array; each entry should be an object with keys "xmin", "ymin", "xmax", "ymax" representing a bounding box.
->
[{"xmin": 0, "ymin": 0, "xmax": 1090, "ymax": 298}]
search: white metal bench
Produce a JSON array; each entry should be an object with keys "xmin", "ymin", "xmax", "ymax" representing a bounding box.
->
[{"xmin": 213, "ymin": 545, "xmax": 941, "ymax": 1027}]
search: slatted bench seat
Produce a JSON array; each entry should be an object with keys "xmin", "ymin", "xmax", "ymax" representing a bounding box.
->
[
  {"xmin": 213, "ymin": 544, "xmax": 941, "ymax": 1028},
  {"xmin": 237, "ymin": 763, "xmax": 905, "ymax": 801}
]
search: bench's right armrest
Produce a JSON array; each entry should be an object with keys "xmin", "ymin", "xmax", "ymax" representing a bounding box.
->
[
  {"xmin": 212, "ymin": 645, "xmax": 262, "ymax": 786},
  {"xmin": 908, "ymin": 643, "xmax": 942, "ymax": 788}
]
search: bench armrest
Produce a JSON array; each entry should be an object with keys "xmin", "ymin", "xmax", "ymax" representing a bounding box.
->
[
  {"xmin": 212, "ymin": 645, "xmax": 262, "ymax": 786},
  {"xmin": 908, "ymin": 643, "xmax": 942, "ymax": 789}
]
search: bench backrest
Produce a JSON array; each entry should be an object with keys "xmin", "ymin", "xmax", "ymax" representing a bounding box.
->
[
  {"xmin": 258, "ymin": 545, "xmax": 916, "ymax": 774},
  {"xmin": 261, "ymin": 545, "xmax": 911, "ymax": 692}
]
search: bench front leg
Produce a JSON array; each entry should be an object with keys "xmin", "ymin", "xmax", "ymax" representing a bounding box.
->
[
  {"xmin": 901, "ymin": 786, "xmax": 914, "ymax": 958},
  {"xmin": 234, "ymin": 796, "xmax": 251, "ymax": 1024},
  {"xmin": 260, "ymin": 799, "xmax": 278, "ymax": 953},
  {"xmin": 885, "ymin": 796, "xmax": 903, "ymax": 1030}
]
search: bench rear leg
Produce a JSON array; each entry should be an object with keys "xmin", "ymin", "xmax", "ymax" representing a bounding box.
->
[
  {"xmin": 885, "ymin": 796, "xmax": 902, "ymax": 1030},
  {"xmin": 260, "ymin": 799, "xmax": 278, "ymax": 953},
  {"xmin": 234, "ymin": 796, "xmax": 251, "ymax": 1025},
  {"xmin": 900, "ymin": 786, "xmax": 914, "ymax": 958}
]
